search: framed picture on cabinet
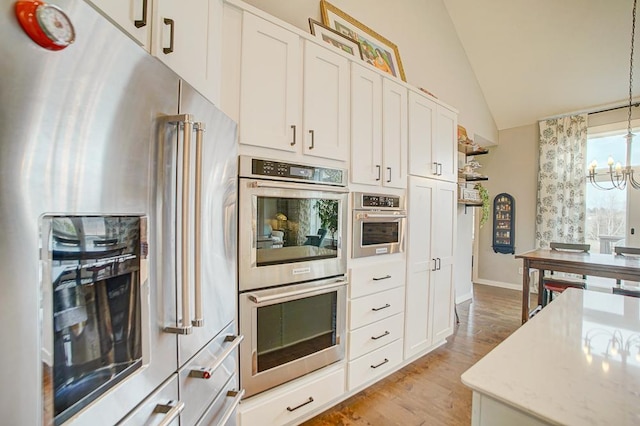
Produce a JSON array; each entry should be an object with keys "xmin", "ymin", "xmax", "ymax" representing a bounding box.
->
[
  {"xmin": 308, "ymin": 18, "xmax": 363, "ymax": 60},
  {"xmin": 320, "ymin": 0, "xmax": 406, "ymax": 81}
]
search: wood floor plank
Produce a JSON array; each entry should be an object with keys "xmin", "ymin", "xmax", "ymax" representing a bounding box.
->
[{"xmin": 301, "ymin": 284, "xmax": 526, "ymax": 426}]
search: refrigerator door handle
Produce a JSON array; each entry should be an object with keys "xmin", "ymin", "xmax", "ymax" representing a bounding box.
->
[
  {"xmin": 192, "ymin": 122, "xmax": 205, "ymax": 327},
  {"xmin": 161, "ymin": 114, "xmax": 194, "ymax": 335}
]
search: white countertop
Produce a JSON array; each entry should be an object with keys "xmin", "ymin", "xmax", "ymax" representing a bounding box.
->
[{"xmin": 461, "ymin": 288, "xmax": 640, "ymax": 425}]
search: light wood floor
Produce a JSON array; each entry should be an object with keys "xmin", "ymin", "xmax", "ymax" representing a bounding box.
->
[{"xmin": 301, "ymin": 284, "xmax": 528, "ymax": 426}]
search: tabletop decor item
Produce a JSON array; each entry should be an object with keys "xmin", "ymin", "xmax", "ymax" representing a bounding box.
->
[{"xmin": 320, "ymin": 0, "xmax": 406, "ymax": 81}]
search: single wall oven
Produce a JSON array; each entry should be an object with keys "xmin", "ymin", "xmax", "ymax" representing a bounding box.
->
[
  {"xmin": 238, "ymin": 156, "xmax": 348, "ymax": 397},
  {"xmin": 352, "ymin": 192, "xmax": 406, "ymax": 258}
]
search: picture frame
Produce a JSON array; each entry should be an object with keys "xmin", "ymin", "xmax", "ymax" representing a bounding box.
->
[
  {"xmin": 320, "ymin": 0, "xmax": 406, "ymax": 81},
  {"xmin": 308, "ymin": 18, "xmax": 363, "ymax": 60}
]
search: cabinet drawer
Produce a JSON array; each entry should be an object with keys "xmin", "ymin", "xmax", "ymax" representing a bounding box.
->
[
  {"xmin": 195, "ymin": 374, "xmax": 242, "ymax": 426},
  {"xmin": 348, "ymin": 313, "xmax": 404, "ymax": 360},
  {"xmin": 348, "ymin": 339, "xmax": 403, "ymax": 391},
  {"xmin": 238, "ymin": 368, "xmax": 345, "ymax": 426},
  {"xmin": 349, "ymin": 259, "xmax": 406, "ymax": 299},
  {"xmin": 119, "ymin": 375, "xmax": 180, "ymax": 426},
  {"xmin": 349, "ymin": 286, "xmax": 404, "ymax": 330},
  {"xmin": 180, "ymin": 323, "xmax": 241, "ymax": 426}
]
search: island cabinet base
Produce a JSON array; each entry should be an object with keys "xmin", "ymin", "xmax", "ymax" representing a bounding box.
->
[{"xmin": 471, "ymin": 393, "xmax": 550, "ymax": 426}]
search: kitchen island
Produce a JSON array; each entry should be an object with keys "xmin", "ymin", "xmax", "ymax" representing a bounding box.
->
[{"xmin": 461, "ymin": 288, "xmax": 640, "ymax": 426}]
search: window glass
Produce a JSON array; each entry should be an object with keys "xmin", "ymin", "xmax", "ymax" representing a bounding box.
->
[{"xmin": 585, "ymin": 129, "xmax": 633, "ymax": 252}]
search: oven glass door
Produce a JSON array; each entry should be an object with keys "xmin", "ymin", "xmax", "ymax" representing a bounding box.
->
[
  {"xmin": 238, "ymin": 181, "xmax": 348, "ymax": 290},
  {"xmin": 239, "ymin": 278, "xmax": 346, "ymax": 397}
]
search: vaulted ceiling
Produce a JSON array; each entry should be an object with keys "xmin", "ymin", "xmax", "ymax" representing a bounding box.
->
[{"xmin": 442, "ymin": 0, "xmax": 639, "ymax": 130}]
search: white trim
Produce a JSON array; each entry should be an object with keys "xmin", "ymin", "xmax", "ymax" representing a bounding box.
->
[
  {"xmin": 588, "ymin": 118, "xmax": 640, "ymax": 135},
  {"xmin": 474, "ymin": 278, "xmax": 540, "ymax": 294},
  {"xmin": 539, "ymin": 100, "xmax": 637, "ymax": 121},
  {"xmin": 456, "ymin": 291, "xmax": 473, "ymax": 304}
]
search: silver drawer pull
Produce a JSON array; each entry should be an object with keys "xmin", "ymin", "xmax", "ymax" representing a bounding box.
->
[
  {"xmin": 215, "ymin": 389, "xmax": 245, "ymax": 426},
  {"xmin": 189, "ymin": 335, "xmax": 244, "ymax": 379},
  {"xmin": 371, "ymin": 303, "xmax": 391, "ymax": 312},
  {"xmin": 286, "ymin": 396, "xmax": 314, "ymax": 412},
  {"xmin": 372, "ymin": 275, "xmax": 391, "ymax": 281},
  {"xmin": 154, "ymin": 400, "xmax": 185, "ymax": 426},
  {"xmin": 371, "ymin": 358, "xmax": 389, "ymax": 369},
  {"xmin": 371, "ymin": 331, "xmax": 390, "ymax": 340}
]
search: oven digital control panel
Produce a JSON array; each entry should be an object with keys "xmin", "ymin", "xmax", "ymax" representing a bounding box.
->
[
  {"xmin": 353, "ymin": 192, "xmax": 404, "ymax": 210},
  {"xmin": 241, "ymin": 157, "xmax": 347, "ymax": 186}
]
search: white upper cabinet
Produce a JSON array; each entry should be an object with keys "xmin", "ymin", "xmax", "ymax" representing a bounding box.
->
[
  {"xmin": 302, "ymin": 41, "xmax": 350, "ymax": 161},
  {"xmin": 436, "ymin": 105, "xmax": 458, "ymax": 182},
  {"xmin": 408, "ymin": 89, "xmax": 457, "ymax": 182},
  {"xmin": 152, "ymin": 0, "xmax": 210, "ymax": 96},
  {"xmin": 382, "ymin": 78, "xmax": 408, "ymax": 188},
  {"xmin": 87, "ymin": 0, "xmax": 152, "ymax": 48},
  {"xmin": 236, "ymin": 13, "xmax": 349, "ymax": 162},
  {"xmin": 87, "ymin": 0, "xmax": 220, "ymax": 104},
  {"xmin": 408, "ymin": 90, "xmax": 436, "ymax": 178},
  {"xmin": 351, "ymin": 63, "xmax": 382, "ymax": 185},
  {"xmin": 351, "ymin": 63, "xmax": 407, "ymax": 188},
  {"xmin": 238, "ymin": 12, "xmax": 302, "ymax": 152}
]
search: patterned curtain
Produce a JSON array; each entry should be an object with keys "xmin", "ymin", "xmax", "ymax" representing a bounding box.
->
[{"xmin": 536, "ymin": 114, "xmax": 588, "ymax": 248}]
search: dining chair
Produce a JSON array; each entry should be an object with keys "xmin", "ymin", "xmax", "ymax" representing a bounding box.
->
[
  {"xmin": 612, "ymin": 246, "xmax": 640, "ymax": 298},
  {"xmin": 542, "ymin": 242, "xmax": 591, "ymax": 306}
]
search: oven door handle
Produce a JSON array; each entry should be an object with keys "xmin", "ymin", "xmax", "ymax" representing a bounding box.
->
[
  {"xmin": 248, "ymin": 180, "xmax": 349, "ymax": 193},
  {"xmin": 247, "ymin": 280, "xmax": 348, "ymax": 305},
  {"xmin": 356, "ymin": 212, "xmax": 407, "ymax": 219}
]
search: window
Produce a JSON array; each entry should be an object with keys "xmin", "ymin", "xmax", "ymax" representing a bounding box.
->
[{"xmin": 585, "ymin": 125, "xmax": 640, "ymax": 252}]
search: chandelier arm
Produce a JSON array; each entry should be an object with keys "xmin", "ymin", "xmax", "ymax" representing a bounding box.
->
[{"xmin": 587, "ymin": 173, "xmax": 619, "ymax": 190}]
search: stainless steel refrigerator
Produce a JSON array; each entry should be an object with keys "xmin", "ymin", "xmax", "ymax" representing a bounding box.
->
[{"xmin": 0, "ymin": 0, "xmax": 240, "ymax": 424}]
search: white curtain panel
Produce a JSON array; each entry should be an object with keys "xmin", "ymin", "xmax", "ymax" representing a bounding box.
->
[{"xmin": 536, "ymin": 114, "xmax": 588, "ymax": 248}]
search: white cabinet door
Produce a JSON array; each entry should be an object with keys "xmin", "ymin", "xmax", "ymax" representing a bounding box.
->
[
  {"xmin": 238, "ymin": 13, "xmax": 301, "ymax": 151},
  {"xmin": 404, "ymin": 176, "xmax": 435, "ymax": 358},
  {"xmin": 87, "ymin": 0, "xmax": 151, "ymax": 48},
  {"xmin": 153, "ymin": 0, "xmax": 210, "ymax": 100},
  {"xmin": 351, "ymin": 63, "xmax": 382, "ymax": 185},
  {"xmin": 435, "ymin": 106, "xmax": 458, "ymax": 182},
  {"xmin": 431, "ymin": 180, "xmax": 456, "ymax": 342},
  {"xmin": 351, "ymin": 64, "xmax": 406, "ymax": 187},
  {"xmin": 405, "ymin": 177, "xmax": 456, "ymax": 358},
  {"xmin": 303, "ymin": 41, "xmax": 350, "ymax": 161},
  {"xmin": 382, "ymin": 78, "xmax": 408, "ymax": 188},
  {"xmin": 408, "ymin": 90, "xmax": 458, "ymax": 182},
  {"xmin": 408, "ymin": 90, "xmax": 436, "ymax": 177}
]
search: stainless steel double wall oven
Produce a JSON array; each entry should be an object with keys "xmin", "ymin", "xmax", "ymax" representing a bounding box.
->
[{"xmin": 238, "ymin": 157, "xmax": 348, "ymax": 397}]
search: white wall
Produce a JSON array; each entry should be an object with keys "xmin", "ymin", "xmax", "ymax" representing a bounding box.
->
[
  {"xmin": 476, "ymin": 124, "xmax": 539, "ymax": 289},
  {"xmin": 241, "ymin": 0, "xmax": 498, "ymax": 144}
]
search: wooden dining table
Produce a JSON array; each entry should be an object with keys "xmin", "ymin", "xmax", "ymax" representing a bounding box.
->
[{"xmin": 515, "ymin": 248, "xmax": 640, "ymax": 323}]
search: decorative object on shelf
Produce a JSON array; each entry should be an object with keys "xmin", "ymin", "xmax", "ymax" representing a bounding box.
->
[
  {"xmin": 476, "ymin": 184, "xmax": 490, "ymax": 227},
  {"xmin": 308, "ymin": 18, "xmax": 363, "ymax": 59},
  {"xmin": 320, "ymin": 0, "xmax": 406, "ymax": 81},
  {"xmin": 492, "ymin": 193, "xmax": 515, "ymax": 254},
  {"xmin": 587, "ymin": 0, "xmax": 640, "ymax": 190}
]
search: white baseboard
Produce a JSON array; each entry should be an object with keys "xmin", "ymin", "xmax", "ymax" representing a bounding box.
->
[
  {"xmin": 455, "ymin": 291, "xmax": 473, "ymax": 304},
  {"xmin": 474, "ymin": 278, "xmax": 540, "ymax": 294}
]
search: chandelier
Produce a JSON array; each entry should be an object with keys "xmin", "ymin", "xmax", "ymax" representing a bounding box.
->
[{"xmin": 587, "ymin": 0, "xmax": 640, "ymax": 190}]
